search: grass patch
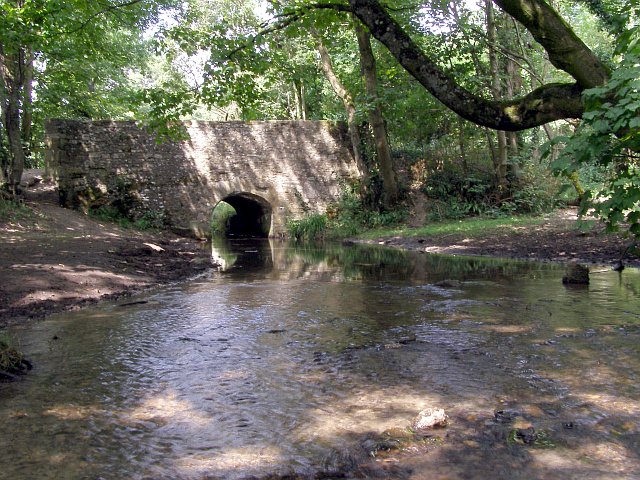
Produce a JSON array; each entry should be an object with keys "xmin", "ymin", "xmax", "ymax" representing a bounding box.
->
[
  {"xmin": 288, "ymin": 213, "xmax": 328, "ymax": 241},
  {"xmin": 355, "ymin": 215, "xmax": 548, "ymax": 240},
  {"xmin": 89, "ymin": 206, "xmax": 165, "ymax": 231},
  {"xmin": 0, "ymin": 197, "xmax": 34, "ymax": 224},
  {"xmin": 0, "ymin": 333, "xmax": 31, "ymax": 379}
]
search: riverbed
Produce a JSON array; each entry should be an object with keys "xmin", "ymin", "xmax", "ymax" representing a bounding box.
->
[{"xmin": 1, "ymin": 240, "xmax": 639, "ymax": 479}]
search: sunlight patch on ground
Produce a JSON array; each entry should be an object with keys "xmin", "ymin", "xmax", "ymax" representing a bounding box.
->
[
  {"xmin": 292, "ymin": 386, "xmax": 443, "ymax": 442},
  {"xmin": 43, "ymin": 404, "xmax": 105, "ymax": 421},
  {"xmin": 128, "ymin": 391, "xmax": 213, "ymax": 427},
  {"xmin": 171, "ymin": 446, "xmax": 286, "ymax": 479},
  {"xmin": 479, "ymin": 325, "xmax": 532, "ymax": 334}
]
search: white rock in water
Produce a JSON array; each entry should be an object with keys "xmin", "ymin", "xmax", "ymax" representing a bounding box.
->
[{"xmin": 412, "ymin": 408, "xmax": 448, "ymax": 432}]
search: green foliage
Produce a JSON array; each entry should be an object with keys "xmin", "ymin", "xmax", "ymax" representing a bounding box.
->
[
  {"xmin": 0, "ymin": 333, "xmax": 27, "ymax": 375},
  {"xmin": 133, "ymin": 210, "xmax": 166, "ymax": 230},
  {"xmin": 422, "ymin": 164, "xmax": 557, "ymax": 221},
  {"xmin": 0, "ymin": 197, "xmax": 33, "ymax": 223},
  {"xmin": 89, "ymin": 176, "xmax": 165, "ymax": 231},
  {"xmin": 551, "ymin": 24, "xmax": 640, "ymax": 236},
  {"xmin": 89, "ymin": 205, "xmax": 165, "ymax": 231},
  {"xmin": 1, "ymin": 0, "xmax": 173, "ymax": 172},
  {"xmin": 288, "ymin": 213, "xmax": 328, "ymax": 242},
  {"xmin": 89, "ymin": 205, "xmax": 131, "ymax": 227},
  {"xmin": 211, "ymin": 201, "xmax": 236, "ymax": 237},
  {"xmin": 287, "ymin": 181, "xmax": 409, "ymax": 241},
  {"xmin": 327, "ymin": 182, "xmax": 408, "ymax": 237},
  {"xmin": 357, "ymin": 215, "xmax": 547, "ymax": 241}
]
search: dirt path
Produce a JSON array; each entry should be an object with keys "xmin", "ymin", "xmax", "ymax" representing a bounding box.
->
[
  {"xmin": 2, "ymin": 179, "xmax": 638, "ymax": 328},
  {"xmin": 0, "ymin": 181, "xmax": 213, "ymax": 328}
]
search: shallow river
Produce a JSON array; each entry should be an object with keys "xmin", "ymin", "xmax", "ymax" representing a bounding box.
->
[{"xmin": 1, "ymin": 240, "xmax": 639, "ymax": 480}]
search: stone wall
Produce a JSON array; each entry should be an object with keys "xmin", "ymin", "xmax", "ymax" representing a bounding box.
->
[{"xmin": 45, "ymin": 120, "xmax": 359, "ymax": 237}]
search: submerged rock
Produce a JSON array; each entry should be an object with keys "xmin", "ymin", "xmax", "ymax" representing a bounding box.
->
[
  {"xmin": 435, "ymin": 279, "xmax": 463, "ymax": 288},
  {"xmin": 494, "ymin": 409, "xmax": 521, "ymax": 424},
  {"xmin": 562, "ymin": 262, "xmax": 589, "ymax": 285}
]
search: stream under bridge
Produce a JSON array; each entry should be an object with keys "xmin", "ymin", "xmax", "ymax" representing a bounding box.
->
[{"xmin": 45, "ymin": 120, "xmax": 359, "ymax": 238}]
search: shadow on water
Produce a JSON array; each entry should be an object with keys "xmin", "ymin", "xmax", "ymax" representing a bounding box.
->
[{"xmin": 1, "ymin": 240, "xmax": 640, "ymax": 479}]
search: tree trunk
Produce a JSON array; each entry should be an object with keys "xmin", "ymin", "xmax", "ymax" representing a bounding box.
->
[
  {"xmin": 355, "ymin": 22, "xmax": 398, "ymax": 207},
  {"xmin": 0, "ymin": 48, "xmax": 26, "ymax": 193},
  {"xmin": 0, "ymin": 73, "xmax": 8, "ymax": 186},
  {"xmin": 458, "ymin": 117, "xmax": 468, "ymax": 175},
  {"xmin": 313, "ymin": 30, "xmax": 368, "ymax": 182},
  {"xmin": 21, "ymin": 48, "xmax": 33, "ymax": 158},
  {"xmin": 502, "ymin": 22, "xmax": 522, "ymax": 178},
  {"xmin": 493, "ymin": 0, "xmax": 609, "ymax": 89},
  {"xmin": 486, "ymin": 0, "xmax": 508, "ymax": 186},
  {"xmin": 292, "ymin": 79, "xmax": 307, "ymax": 120}
]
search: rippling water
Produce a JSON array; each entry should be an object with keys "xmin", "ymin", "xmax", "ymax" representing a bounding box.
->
[{"xmin": 1, "ymin": 240, "xmax": 639, "ymax": 479}]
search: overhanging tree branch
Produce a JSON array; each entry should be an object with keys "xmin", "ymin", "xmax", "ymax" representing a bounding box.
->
[{"xmin": 348, "ymin": 0, "xmax": 587, "ymax": 131}]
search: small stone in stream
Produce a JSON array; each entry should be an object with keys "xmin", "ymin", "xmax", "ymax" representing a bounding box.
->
[
  {"xmin": 494, "ymin": 409, "xmax": 520, "ymax": 424},
  {"xmin": 435, "ymin": 279, "xmax": 463, "ymax": 288},
  {"xmin": 562, "ymin": 262, "xmax": 589, "ymax": 285},
  {"xmin": 412, "ymin": 408, "xmax": 448, "ymax": 433},
  {"xmin": 514, "ymin": 427, "xmax": 537, "ymax": 445},
  {"xmin": 118, "ymin": 300, "xmax": 149, "ymax": 307},
  {"xmin": 398, "ymin": 334, "xmax": 417, "ymax": 344}
]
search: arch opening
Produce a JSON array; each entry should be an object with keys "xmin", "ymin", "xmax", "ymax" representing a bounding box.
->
[{"xmin": 211, "ymin": 193, "xmax": 272, "ymax": 238}]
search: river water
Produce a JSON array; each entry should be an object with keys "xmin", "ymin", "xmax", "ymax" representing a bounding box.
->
[{"xmin": 1, "ymin": 240, "xmax": 639, "ymax": 479}]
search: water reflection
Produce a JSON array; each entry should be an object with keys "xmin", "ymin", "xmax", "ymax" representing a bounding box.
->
[{"xmin": 1, "ymin": 242, "xmax": 640, "ymax": 479}]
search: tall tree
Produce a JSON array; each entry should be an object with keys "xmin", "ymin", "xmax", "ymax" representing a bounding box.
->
[
  {"xmin": 485, "ymin": 0, "xmax": 508, "ymax": 186},
  {"xmin": 312, "ymin": 27, "xmax": 367, "ymax": 179},
  {"xmin": 355, "ymin": 22, "xmax": 398, "ymax": 206}
]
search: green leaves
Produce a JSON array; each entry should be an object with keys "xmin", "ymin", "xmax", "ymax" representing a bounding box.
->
[{"xmin": 551, "ymin": 23, "xmax": 640, "ymax": 236}]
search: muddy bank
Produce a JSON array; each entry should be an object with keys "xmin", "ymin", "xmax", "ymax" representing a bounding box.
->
[
  {"xmin": 0, "ymin": 183, "xmax": 214, "ymax": 328},
  {"xmin": 355, "ymin": 209, "xmax": 639, "ymax": 269}
]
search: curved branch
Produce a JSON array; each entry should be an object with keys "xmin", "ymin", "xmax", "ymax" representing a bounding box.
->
[{"xmin": 349, "ymin": 0, "xmax": 585, "ymax": 131}]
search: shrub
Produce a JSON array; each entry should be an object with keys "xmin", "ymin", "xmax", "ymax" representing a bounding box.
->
[
  {"xmin": 422, "ymin": 161, "xmax": 557, "ymax": 221},
  {"xmin": 288, "ymin": 213, "xmax": 328, "ymax": 241},
  {"xmin": 550, "ymin": 24, "xmax": 640, "ymax": 236},
  {"xmin": 0, "ymin": 197, "xmax": 33, "ymax": 223},
  {"xmin": 89, "ymin": 206, "xmax": 165, "ymax": 231},
  {"xmin": 0, "ymin": 333, "xmax": 31, "ymax": 379},
  {"xmin": 133, "ymin": 210, "xmax": 166, "ymax": 230}
]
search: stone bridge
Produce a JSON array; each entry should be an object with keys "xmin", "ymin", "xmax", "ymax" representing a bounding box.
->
[{"xmin": 45, "ymin": 120, "xmax": 359, "ymax": 238}]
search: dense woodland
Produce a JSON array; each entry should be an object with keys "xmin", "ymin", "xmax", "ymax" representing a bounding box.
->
[{"xmin": 1, "ymin": 0, "xmax": 638, "ymax": 237}]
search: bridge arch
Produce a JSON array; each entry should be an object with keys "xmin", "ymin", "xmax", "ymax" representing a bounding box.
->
[{"xmin": 213, "ymin": 192, "xmax": 272, "ymax": 238}]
